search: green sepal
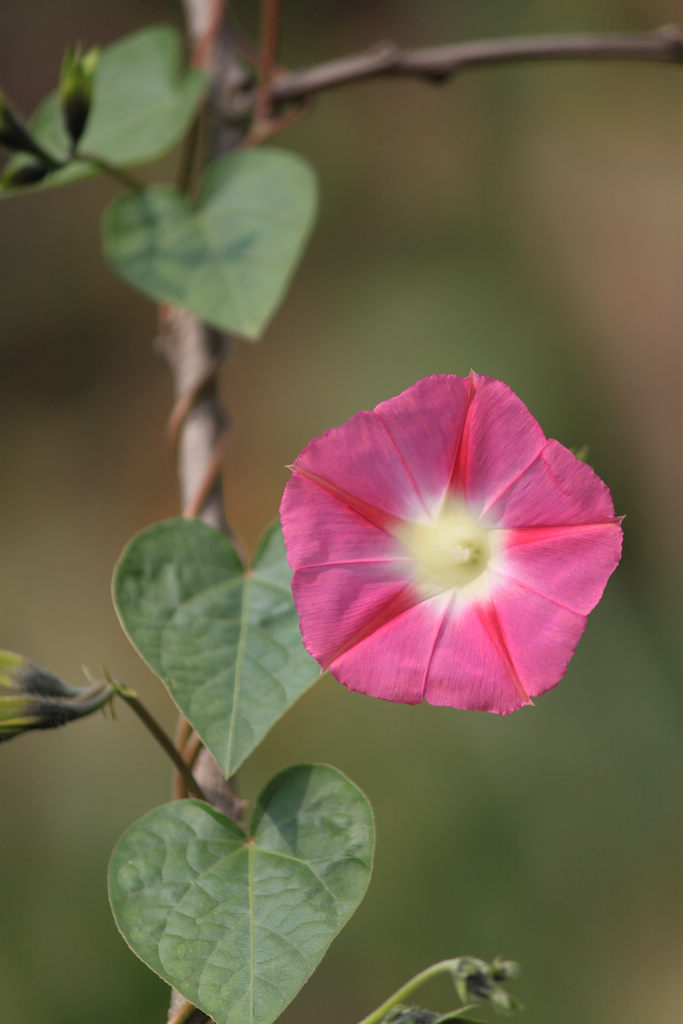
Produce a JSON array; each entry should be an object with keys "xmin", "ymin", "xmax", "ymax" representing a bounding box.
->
[
  {"xmin": 450, "ymin": 957, "xmax": 522, "ymax": 1014},
  {"xmin": 571, "ymin": 444, "xmax": 590, "ymax": 463}
]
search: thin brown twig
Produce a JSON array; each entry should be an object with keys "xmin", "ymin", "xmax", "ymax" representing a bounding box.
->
[
  {"xmin": 173, "ymin": 715, "xmax": 194, "ymax": 799},
  {"xmin": 245, "ymin": 0, "xmax": 317, "ymax": 145},
  {"xmin": 267, "ymin": 25, "xmax": 683, "ymax": 105},
  {"xmin": 174, "ymin": 723, "xmax": 205, "ymax": 799},
  {"xmin": 245, "ymin": 94, "xmax": 314, "ymax": 147},
  {"xmin": 186, "ymin": 0, "xmax": 227, "ymax": 70},
  {"xmin": 253, "ymin": 0, "xmax": 282, "ymax": 124},
  {"xmin": 175, "ymin": 714, "xmax": 193, "ymax": 752},
  {"xmin": 175, "ymin": 0, "xmax": 227, "ymax": 194},
  {"xmin": 233, "ymin": 29, "xmax": 262, "ymax": 71},
  {"xmin": 183, "ymin": 730, "xmax": 205, "ymax": 771},
  {"xmin": 173, "ymin": 770, "xmax": 188, "ymax": 801}
]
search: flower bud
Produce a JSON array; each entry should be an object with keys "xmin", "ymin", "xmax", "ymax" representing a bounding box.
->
[
  {"xmin": 0, "ymin": 91, "xmax": 62, "ymax": 184},
  {"xmin": 0, "ymin": 161, "xmax": 51, "ymax": 190},
  {"xmin": 59, "ymin": 44, "xmax": 99, "ymax": 147},
  {"xmin": 0, "ymin": 651, "xmax": 113, "ymax": 743}
]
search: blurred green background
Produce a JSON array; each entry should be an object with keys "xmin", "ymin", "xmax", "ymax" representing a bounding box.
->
[{"xmin": 0, "ymin": 1, "xmax": 680, "ymax": 1022}]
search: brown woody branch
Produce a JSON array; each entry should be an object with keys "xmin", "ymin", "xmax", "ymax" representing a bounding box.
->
[{"xmin": 267, "ymin": 25, "xmax": 683, "ymax": 106}]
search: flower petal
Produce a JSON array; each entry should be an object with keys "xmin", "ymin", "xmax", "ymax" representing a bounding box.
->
[
  {"xmin": 291, "ymin": 412, "xmax": 427, "ymax": 523},
  {"xmin": 328, "ymin": 597, "xmax": 447, "ymax": 705},
  {"xmin": 280, "ymin": 472, "xmax": 401, "ymax": 568},
  {"xmin": 487, "ymin": 577, "xmax": 588, "ymax": 699},
  {"xmin": 290, "ymin": 375, "xmax": 472, "ymax": 522},
  {"xmin": 423, "ymin": 600, "xmax": 533, "ymax": 714},
  {"xmin": 293, "ymin": 565, "xmax": 414, "ymax": 671},
  {"xmin": 372, "ymin": 375, "xmax": 471, "ymax": 510},
  {"xmin": 282, "ymin": 473, "xmax": 416, "ymax": 666},
  {"xmin": 328, "ymin": 595, "xmax": 535, "ymax": 714},
  {"xmin": 496, "ymin": 522, "xmax": 623, "ymax": 615},
  {"xmin": 453, "ymin": 375, "xmax": 546, "ymax": 511},
  {"xmin": 485, "ymin": 439, "xmax": 616, "ymax": 526}
]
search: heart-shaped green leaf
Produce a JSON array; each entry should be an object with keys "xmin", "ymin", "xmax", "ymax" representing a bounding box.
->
[
  {"xmin": 2, "ymin": 25, "xmax": 206, "ymax": 194},
  {"xmin": 109, "ymin": 764, "xmax": 374, "ymax": 1024},
  {"xmin": 101, "ymin": 147, "xmax": 317, "ymax": 339},
  {"xmin": 113, "ymin": 518, "xmax": 318, "ymax": 777}
]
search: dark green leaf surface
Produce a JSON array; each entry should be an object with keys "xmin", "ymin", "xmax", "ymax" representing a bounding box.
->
[
  {"xmin": 109, "ymin": 765, "xmax": 375, "ymax": 1024},
  {"xmin": 113, "ymin": 518, "xmax": 318, "ymax": 777},
  {"xmin": 2, "ymin": 25, "xmax": 206, "ymax": 193},
  {"xmin": 101, "ymin": 147, "xmax": 317, "ymax": 338}
]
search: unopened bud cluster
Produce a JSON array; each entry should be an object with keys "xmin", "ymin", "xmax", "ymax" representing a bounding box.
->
[
  {"xmin": 0, "ymin": 42, "xmax": 98, "ymax": 189},
  {"xmin": 0, "ymin": 651, "xmax": 112, "ymax": 743},
  {"xmin": 451, "ymin": 956, "xmax": 521, "ymax": 1013}
]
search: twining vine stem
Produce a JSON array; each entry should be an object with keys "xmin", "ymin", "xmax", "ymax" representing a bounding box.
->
[
  {"xmin": 162, "ymin": 3, "xmax": 244, "ymax": 1017},
  {"xmin": 167, "ymin": 1000, "xmax": 199, "ymax": 1024}
]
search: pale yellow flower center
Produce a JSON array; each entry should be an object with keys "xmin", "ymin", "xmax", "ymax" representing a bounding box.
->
[{"xmin": 395, "ymin": 498, "xmax": 492, "ymax": 598}]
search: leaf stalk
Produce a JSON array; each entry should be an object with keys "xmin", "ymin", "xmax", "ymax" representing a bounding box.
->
[
  {"xmin": 75, "ymin": 150, "xmax": 144, "ymax": 191},
  {"xmin": 103, "ymin": 669, "xmax": 208, "ymax": 801}
]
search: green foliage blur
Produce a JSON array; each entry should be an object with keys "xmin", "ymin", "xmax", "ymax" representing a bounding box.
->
[{"xmin": 0, "ymin": 2, "xmax": 679, "ymax": 1023}]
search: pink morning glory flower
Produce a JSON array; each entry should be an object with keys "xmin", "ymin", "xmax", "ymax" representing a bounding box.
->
[{"xmin": 280, "ymin": 373, "xmax": 623, "ymax": 714}]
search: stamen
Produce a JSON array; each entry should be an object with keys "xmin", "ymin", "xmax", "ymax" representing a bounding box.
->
[
  {"xmin": 450, "ymin": 544, "xmax": 473, "ymax": 564},
  {"xmin": 394, "ymin": 497, "xmax": 495, "ymax": 599}
]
